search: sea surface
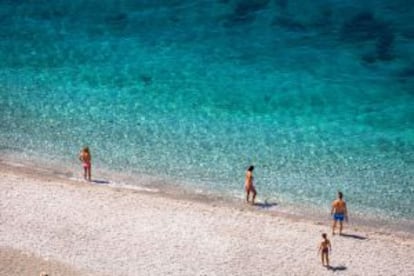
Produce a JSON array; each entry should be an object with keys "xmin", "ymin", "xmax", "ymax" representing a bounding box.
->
[{"xmin": 0, "ymin": 0, "xmax": 413, "ymax": 229}]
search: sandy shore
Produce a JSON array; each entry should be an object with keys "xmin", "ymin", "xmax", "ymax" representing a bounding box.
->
[{"xmin": 0, "ymin": 161, "xmax": 413, "ymax": 276}]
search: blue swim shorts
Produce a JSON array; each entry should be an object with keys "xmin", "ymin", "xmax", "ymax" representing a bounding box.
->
[{"xmin": 333, "ymin": 213, "xmax": 344, "ymax": 221}]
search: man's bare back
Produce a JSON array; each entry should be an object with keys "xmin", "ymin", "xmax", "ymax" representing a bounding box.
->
[{"xmin": 332, "ymin": 199, "xmax": 346, "ymax": 214}]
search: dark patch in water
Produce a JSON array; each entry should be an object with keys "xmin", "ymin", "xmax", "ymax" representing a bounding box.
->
[
  {"xmin": 341, "ymin": 11, "xmax": 395, "ymax": 62},
  {"xmin": 401, "ymin": 28, "xmax": 414, "ymax": 39},
  {"xmin": 234, "ymin": 0, "xmax": 270, "ymax": 16},
  {"xmin": 168, "ymin": 14, "xmax": 181, "ymax": 24},
  {"xmin": 38, "ymin": 8, "xmax": 66, "ymax": 21},
  {"xmin": 104, "ymin": 13, "xmax": 128, "ymax": 29},
  {"xmin": 272, "ymin": 16, "xmax": 307, "ymax": 32},
  {"xmin": 340, "ymin": 11, "xmax": 387, "ymax": 41},
  {"xmin": 139, "ymin": 74, "xmax": 152, "ymax": 86},
  {"xmin": 376, "ymin": 28, "xmax": 395, "ymax": 61},
  {"xmin": 396, "ymin": 64, "xmax": 414, "ymax": 83},
  {"xmin": 311, "ymin": 6, "xmax": 333, "ymax": 28},
  {"xmin": 399, "ymin": 65, "xmax": 414, "ymax": 77},
  {"xmin": 275, "ymin": 0, "xmax": 288, "ymax": 10},
  {"xmin": 361, "ymin": 52, "xmax": 377, "ymax": 64},
  {"xmin": 225, "ymin": 0, "xmax": 270, "ymax": 25}
]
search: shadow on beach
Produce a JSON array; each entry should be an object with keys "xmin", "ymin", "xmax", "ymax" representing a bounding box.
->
[
  {"xmin": 92, "ymin": 179, "xmax": 110, "ymax": 185},
  {"xmin": 340, "ymin": 233, "xmax": 367, "ymax": 240},
  {"xmin": 328, "ymin": 265, "xmax": 347, "ymax": 272},
  {"xmin": 254, "ymin": 199, "xmax": 277, "ymax": 209}
]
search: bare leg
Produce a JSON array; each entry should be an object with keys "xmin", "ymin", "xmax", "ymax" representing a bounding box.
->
[
  {"xmin": 83, "ymin": 167, "xmax": 87, "ymax": 180},
  {"xmin": 339, "ymin": 221, "xmax": 343, "ymax": 235},
  {"xmin": 252, "ymin": 189, "xmax": 257, "ymax": 205},
  {"xmin": 88, "ymin": 167, "xmax": 92, "ymax": 181},
  {"xmin": 326, "ymin": 254, "xmax": 330, "ymax": 268},
  {"xmin": 246, "ymin": 190, "xmax": 250, "ymax": 203},
  {"xmin": 332, "ymin": 220, "xmax": 337, "ymax": 235},
  {"xmin": 321, "ymin": 253, "xmax": 325, "ymax": 266}
]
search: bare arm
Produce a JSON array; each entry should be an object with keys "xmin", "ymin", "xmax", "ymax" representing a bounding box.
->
[{"xmin": 344, "ymin": 202, "xmax": 349, "ymax": 222}]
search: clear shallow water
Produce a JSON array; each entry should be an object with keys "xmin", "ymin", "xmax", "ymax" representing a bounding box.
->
[{"xmin": 0, "ymin": 1, "xmax": 413, "ymax": 223}]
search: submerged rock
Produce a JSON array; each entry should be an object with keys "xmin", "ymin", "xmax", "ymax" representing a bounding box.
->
[
  {"xmin": 104, "ymin": 13, "xmax": 128, "ymax": 28},
  {"xmin": 376, "ymin": 29, "xmax": 395, "ymax": 61},
  {"xmin": 341, "ymin": 11, "xmax": 395, "ymax": 62},
  {"xmin": 340, "ymin": 11, "xmax": 386, "ymax": 41},
  {"xmin": 139, "ymin": 74, "xmax": 152, "ymax": 86},
  {"xmin": 397, "ymin": 64, "xmax": 414, "ymax": 83},
  {"xmin": 225, "ymin": 0, "xmax": 270, "ymax": 25},
  {"xmin": 272, "ymin": 16, "xmax": 307, "ymax": 32},
  {"xmin": 275, "ymin": 0, "xmax": 288, "ymax": 10}
]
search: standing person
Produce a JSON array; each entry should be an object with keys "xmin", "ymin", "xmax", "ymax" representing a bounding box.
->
[
  {"xmin": 331, "ymin": 191, "xmax": 348, "ymax": 235},
  {"xmin": 318, "ymin": 233, "xmax": 332, "ymax": 267},
  {"xmin": 245, "ymin": 165, "xmax": 257, "ymax": 204},
  {"xmin": 79, "ymin": 147, "xmax": 92, "ymax": 181}
]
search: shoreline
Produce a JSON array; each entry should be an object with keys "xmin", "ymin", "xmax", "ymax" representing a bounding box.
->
[
  {"xmin": 1, "ymin": 160, "xmax": 413, "ymax": 275},
  {"xmin": 1, "ymin": 154, "xmax": 413, "ymax": 238}
]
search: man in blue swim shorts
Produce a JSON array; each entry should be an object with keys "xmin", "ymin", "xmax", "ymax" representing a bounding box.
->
[
  {"xmin": 333, "ymin": 213, "xmax": 345, "ymax": 221},
  {"xmin": 331, "ymin": 191, "xmax": 348, "ymax": 235}
]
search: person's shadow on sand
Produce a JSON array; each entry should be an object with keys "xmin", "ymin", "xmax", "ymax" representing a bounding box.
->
[
  {"xmin": 328, "ymin": 265, "xmax": 347, "ymax": 271},
  {"xmin": 340, "ymin": 233, "xmax": 367, "ymax": 240},
  {"xmin": 254, "ymin": 199, "xmax": 277, "ymax": 209},
  {"xmin": 92, "ymin": 179, "xmax": 110, "ymax": 185}
]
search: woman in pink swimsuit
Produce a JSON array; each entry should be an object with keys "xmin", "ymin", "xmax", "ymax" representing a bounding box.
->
[{"xmin": 79, "ymin": 147, "xmax": 92, "ymax": 181}]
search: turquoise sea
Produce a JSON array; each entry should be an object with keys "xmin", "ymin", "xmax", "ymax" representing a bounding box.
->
[{"xmin": 0, "ymin": 1, "xmax": 413, "ymax": 230}]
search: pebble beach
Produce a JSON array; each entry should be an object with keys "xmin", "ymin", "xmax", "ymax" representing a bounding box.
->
[{"xmin": 1, "ymin": 161, "xmax": 413, "ymax": 276}]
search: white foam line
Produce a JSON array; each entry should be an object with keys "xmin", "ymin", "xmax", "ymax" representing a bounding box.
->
[{"xmin": 108, "ymin": 182, "xmax": 160, "ymax": 193}]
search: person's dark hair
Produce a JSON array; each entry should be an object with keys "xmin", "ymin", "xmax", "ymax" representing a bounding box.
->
[
  {"xmin": 338, "ymin": 191, "xmax": 343, "ymax": 199},
  {"xmin": 322, "ymin": 233, "xmax": 327, "ymax": 239},
  {"xmin": 247, "ymin": 165, "xmax": 254, "ymax": 171}
]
